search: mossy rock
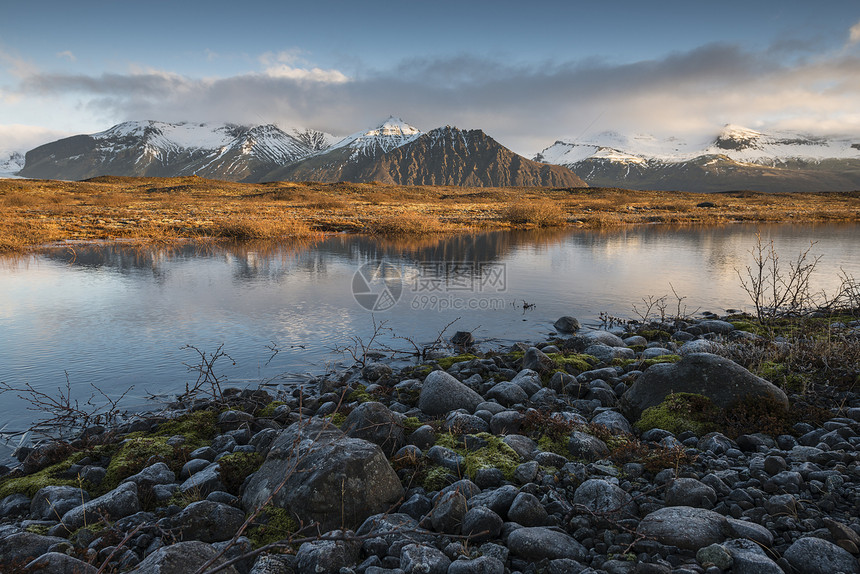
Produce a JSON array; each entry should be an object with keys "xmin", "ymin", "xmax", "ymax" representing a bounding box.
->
[
  {"xmin": 436, "ymin": 354, "xmax": 479, "ymax": 370},
  {"xmin": 0, "ymin": 451, "xmax": 88, "ymax": 498},
  {"xmin": 638, "ymin": 329, "xmax": 672, "ymax": 341},
  {"xmin": 431, "ymin": 432, "xmax": 520, "ymax": 482},
  {"xmin": 247, "ymin": 507, "xmax": 298, "ymax": 548},
  {"xmin": 545, "ymin": 353, "xmax": 597, "ymax": 373},
  {"xmin": 640, "ymin": 355, "xmax": 682, "ymax": 369},
  {"xmin": 635, "ymin": 392, "xmax": 720, "ymax": 436},
  {"xmin": 102, "ymin": 436, "xmax": 177, "ymax": 492},
  {"xmin": 347, "ymin": 384, "xmax": 375, "ymax": 403},
  {"xmin": 756, "ymin": 361, "xmax": 808, "ymax": 392},
  {"xmin": 150, "ymin": 410, "xmax": 218, "ymax": 448},
  {"xmin": 258, "ymin": 401, "xmax": 287, "ymax": 418},
  {"xmin": 217, "ymin": 452, "xmax": 263, "ymax": 495}
]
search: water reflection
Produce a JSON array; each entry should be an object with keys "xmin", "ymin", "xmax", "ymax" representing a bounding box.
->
[{"xmin": 1, "ymin": 223, "xmax": 859, "ymax": 458}]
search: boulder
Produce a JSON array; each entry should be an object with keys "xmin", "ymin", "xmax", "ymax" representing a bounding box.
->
[
  {"xmin": 553, "ymin": 316, "xmax": 581, "ymax": 333},
  {"xmin": 30, "ymin": 486, "xmax": 88, "ymax": 521},
  {"xmin": 242, "ymin": 419, "xmax": 403, "ymax": 532},
  {"xmin": 783, "ymin": 537, "xmax": 860, "ymax": 574},
  {"xmin": 572, "ymin": 479, "xmax": 637, "ymax": 519},
  {"xmin": 400, "ymin": 543, "xmax": 451, "ymax": 574},
  {"xmin": 620, "ymin": 353, "xmax": 789, "ymax": 421},
  {"xmin": 418, "ymin": 371, "xmax": 483, "ymax": 415},
  {"xmin": 60, "ymin": 481, "xmax": 140, "ymax": 532},
  {"xmin": 129, "ymin": 540, "xmax": 240, "ymax": 574},
  {"xmin": 342, "ymin": 401, "xmax": 406, "ymax": 457},
  {"xmin": 486, "ymin": 381, "xmax": 529, "ymax": 407},
  {"xmin": 165, "ymin": 500, "xmax": 245, "ymax": 543},
  {"xmin": 522, "ymin": 348, "xmax": 555, "ymax": 374},
  {"xmin": 23, "ymin": 552, "xmax": 98, "ymax": 574},
  {"xmin": 507, "ymin": 527, "xmax": 588, "ymax": 561},
  {"xmin": 0, "ymin": 532, "xmax": 68, "ymax": 569},
  {"xmin": 296, "ymin": 535, "xmax": 361, "ymax": 574},
  {"xmin": 637, "ymin": 506, "xmax": 728, "ymax": 551}
]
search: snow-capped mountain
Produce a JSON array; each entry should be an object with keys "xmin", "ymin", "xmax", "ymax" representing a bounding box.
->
[
  {"xmin": 328, "ymin": 116, "xmax": 422, "ymax": 159},
  {"xmin": 15, "ymin": 117, "xmax": 582, "ymax": 187},
  {"xmin": 18, "ymin": 121, "xmax": 325, "ymax": 182},
  {"xmin": 0, "ymin": 150, "xmax": 25, "ymax": 178},
  {"xmin": 268, "ymin": 125, "xmax": 586, "ymax": 187},
  {"xmin": 535, "ymin": 125, "xmax": 860, "ymax": 192}
]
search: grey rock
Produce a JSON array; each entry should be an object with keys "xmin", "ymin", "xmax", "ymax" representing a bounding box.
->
[
  {"xmin": 444, "ymin": 412, "xmax": 489, "ymax": 435},
  {"xmin": 249, "ymin": 554, "xmax": 293, "ymax": 574},
  {"xmin": 678, "ymin": 339, "xmax": 724, "ymax": 355},
  {"xmin": 568, "ymin": 431, "xmax": 610, "ymax": 461},
  {"xmin": 426, "ymin": 445, "xmax": 464, "ymax": 474},
  {"xmin": 725, "ymin": 517, "xmax": 774, "ymax": 547},
  {"xmin": 342, "ymin": 401, "xmax": 406, "ymax": 457},
  {"xmin": 510, "ymin": 369, "xmax": 543, "ymax": 396},
  {"xmin": 296, "ymin": 535, "xmax": 361, "ymax": 574},
  {"xmin": 430, "ymin": 490, "xmax": 467, "ymax": 534},
  {"xmin": 507, "ymin": 492, "xmax": 549, "ymax": 526},
  {"xmin": 468, "ymin": 484, "xmax": 518, "ymax": 518},
  {"xmin": 0, "ymin": 493, "xmax": 30, "ymax": 518},
  {"xmin": 489, "ymin": 411, "xmax": 524, "ymax": 435},
  {"xmin": 363, "ymin": 362, "xmax": 393, "ymax": 381},
  {"xmin": 486, "ymin": 381, "xmax": 529, "ymax": 407},
  {"xmin": 637, "ymin": 506, "xmax": 728, "ymax": 551},
  {"xmin": 447, "ymin": 555, "xmax": 505, "ymax": 574},
  {"xmin": 722, "ymin": 538, "xmax": 783, "ymax": 574},
  {"xmin": 419, "ymin": 371, "xmax": 484, "ymax": 415},
  {"xmin": 30, "ymin": 486, "xmax": 88, "ymax": 521},
  {"xmin": 554, "ymin": 316, "xmax": 581, "ymax": 333},
  {"xmin": 573, "ymin": 479, "xmax": 636, "ymax": 519},
  {"xmin": 400, "ymin": 543, "xmax": 450, "ymax": 574},
  {"xmin": 242, "ymin": 419, "xmax": 403, "ymax": 532},
  {"xmin": 583, "ymin": 331, "xmax": 627, "ymax": 347},
  {"xmin": 694, "ymin": 320, "xmax": 735, "ymax": 335},
  {"xmin": 122, "ymin": 462, "xmax": 176, "ymax": 487},
  {"xmin": 23, "ymin": 552, "xmax": 98, "ymax": 574},
  {"xmin": 502, "ymin": 435, "xmax": 536, "ymax": 459},
  {"xmin": 166, "ymin": 500, "xmax": 245, "ymax": 543},
  {"xmin": 664, "ymin": 478, "xmax": 717, "ymax": 509},
  {"xmin": 522, "ymin": 348, "xmax": 555, "ymax": 374},
  {"xmin": 0, "ymin": 532, "xmax": 68, "ymax": 568},
  {"xmin": 696, "ymin": 544, "xmax": 734, "ymax": 570},
  {"xmin": 641, "ymin": 347, "xmax": 674, "ymax": 359},
  {"xmin": 764, "ymin": 493, "xmax": 797, "ymax": 516},
  {"xmin": 409, "ymin": 425, "xmax": 437, "ymax": 451},
  {"xmin": 130, "ymin": 540, "xmax": 240, "ymax": 574},
  {"xmin": 461, "ymin": 507, "xmax": 503, "ymax": 543},
  {"xmin": 507, "ymin": 526, "xmax": 588, "ymax": 561},
  {"xmin": 60, "ymin": 481, "xmax": 140, "ymax": 532},
  {"xmin": 180, "ymin": 462, "xmax": 225, "ymax": 496},
  {"xmin": 783, "ymin": 536, "xmax": 860, "ymax": 574},
  {"xmin": 180, "ymin": 458, "xmax": 211, "ymax": 480},
  {"xmin": 620, "ymin": 353, "xmax": 788, "ymax": 421},
  {"xmin": 513, "ymin": 461, "xmax": 539, "ymax": 484},
  {"xmin": 590, "ymin": 410, "xmax": 633, "ymax": 435},
  {"xmin": 189, "ymin": 446, "xmax": 217, "ymax": 461}
]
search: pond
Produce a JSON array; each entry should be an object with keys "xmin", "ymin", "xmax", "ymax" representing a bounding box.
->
[{"xmin": 1, "ymin": 223, "xmax": 859, "ymax": 460}]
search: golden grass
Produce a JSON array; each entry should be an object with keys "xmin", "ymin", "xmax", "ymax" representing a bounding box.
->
[
  {"xmin": 500, "ymin": 199, "xmax": 567, "ymax": 227},
  {"xmin": 0, "ymin": 176, "xmax": 858, "ymax": 254}
]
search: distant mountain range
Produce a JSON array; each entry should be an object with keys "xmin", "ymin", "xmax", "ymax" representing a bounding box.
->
[
  {"xmin": 15, "ymin": 118, "xmax": 584, "ymax": 188},
  {"xmin": 8, "ymin": 120, "xmax": 860, "ymax": 191},
  {"xmin": 534, "ymin": 125, "xmax": 860, "ymax": 192}
]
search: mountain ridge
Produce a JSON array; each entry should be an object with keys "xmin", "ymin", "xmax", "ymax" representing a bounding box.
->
[{"xmin": 535, "ymin": 125, "xmax": 860, "ymax": 192}]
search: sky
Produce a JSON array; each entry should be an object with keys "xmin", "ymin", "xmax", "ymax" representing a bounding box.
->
[{"xmin": 2, "ymin": 0, "xmax": 860, "ymax": 156}]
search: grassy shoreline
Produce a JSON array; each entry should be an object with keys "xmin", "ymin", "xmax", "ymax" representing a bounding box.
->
[{"xmin": 1, "ymin": 175, "xmax": 859, "ymax": 253}]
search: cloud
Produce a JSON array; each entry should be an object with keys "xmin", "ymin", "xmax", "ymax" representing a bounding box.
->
[
  {"xmin": 851, "ymin": 20, "xmax": 860, "ymax": 45},
  {"xmin": 56, "ymin": 50, "xmax": 76, "ymax": 62},
  {"xmin": 0, "ymin": 124, "xmax": 72, "ymax": 152},
  {"xmin": 6, "ymin": 43, "xmax": 860, "ymax": 155}
]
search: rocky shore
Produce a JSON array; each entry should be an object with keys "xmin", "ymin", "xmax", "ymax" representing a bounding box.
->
[{"xmin": 1, "ymin": 314, "xmax": 859, "ymax": 574}]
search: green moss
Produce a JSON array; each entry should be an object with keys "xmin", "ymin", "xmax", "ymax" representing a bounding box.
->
[
  {"xmin": 423, "ymin": 465, "xmax": 452, "ymax": 491},
  {"xmin": 247, "ymin": 507, "xmax": 298, "ymax": 548},
  {"xmin": 545, "ymin": 353, "xmax": 597, "ymax": 372},
  {"xmin": 217, "ymin": 452, "xmax": 263, "ymax": 495},
  {"xmin": 258, "ymin": 401, "xmax": 286, "ymax": 418},
  {"xmin": 537, "ymin": 435, "xmax": 569, "ymax": 458},
  {"xmin": 402, "ymin": 416, "xmax": 422, "ymax": 433},
  {"xmin": 436, "ymin": 354, "xmax": 479, "ymax": 370},
  {"xmin": 102, "ymin": 437, "xmax": 176, "ymax": 491},
  {"xmin": 730, "ymin": 320, "xmax": 765, "ymax": 335},
  {"xmin": 410, "ymin": 365, "xmax": 434, "ymax": 379},
  {"xmin": 638, "ymin": 329, "xmax": 672, "ymax": 341},
  {"xmin": 461, "ymin": 435, "xmax": 520, "ymax": 481},
  {"xmin": 756, "ymin": 361, "xmax": 808, "ymax": 392},
  {"xmin": 611, "ymin": 358, "xmax": 637, "ymax": 367},
  {"xmin": 151, "ymin": 410, "xmax": 218, "ymax": 448},
  {"xmin": 635, "ymin": 392, "xmax": 720, "ymax": 436},
  {"xmin": 329, "ymin": 412, "xmax": 347, "ymax": 427},
  {"xmin": 347, "ymin": 384, "xmax": 374, "ymax": 403},
  {"xmin": 0, "ymin": 452, "xmax": 87, "ymax": 498},
  {"xmin": 640, "ymin": 354, "xmax": 681, "ymax": 368},
  {"xmin": 507, "ymin": 350, "xmax": 525, "ymax": 361}
]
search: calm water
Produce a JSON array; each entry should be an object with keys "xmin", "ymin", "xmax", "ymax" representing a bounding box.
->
[{"xmin": 1, "ymin": 223, "xmax": 859, "ymax": 458}]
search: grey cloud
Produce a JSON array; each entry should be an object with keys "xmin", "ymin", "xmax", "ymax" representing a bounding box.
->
[{"xmin": 11, "ymin": 42, "xmax": 860, "ymax": 155}]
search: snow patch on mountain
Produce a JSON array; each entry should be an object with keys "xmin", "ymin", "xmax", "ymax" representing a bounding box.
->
[
  {"xmin": 537, "ymin": 125, "xmax": 860, "ymax": 168},
  {"xmin": 0, "ymin": 150, "xmax": 25, "ymax": 177},
  {"xmin": 330, "ymin": 116, "xmax": 422, "ymax": 159}
]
